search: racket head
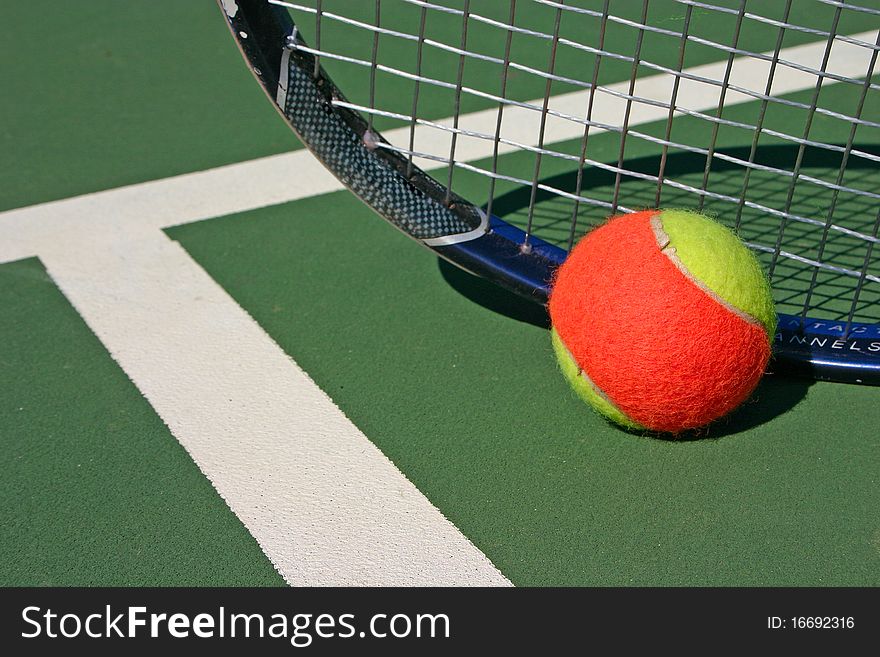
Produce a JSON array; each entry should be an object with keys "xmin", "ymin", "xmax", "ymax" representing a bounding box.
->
[{"xmin": 217, "ymin": 0, "xmax": 880, "ymax": 384}]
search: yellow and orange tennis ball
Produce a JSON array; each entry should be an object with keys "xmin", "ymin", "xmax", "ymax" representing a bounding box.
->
[{"xmin": 549, "ymin": 209, "xmax": 776, "ymax": 434}]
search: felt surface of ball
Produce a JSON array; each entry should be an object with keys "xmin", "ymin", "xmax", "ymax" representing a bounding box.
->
[{"xmin": 548, "ymin": 209, "xmax": 776, "ymax": 434}]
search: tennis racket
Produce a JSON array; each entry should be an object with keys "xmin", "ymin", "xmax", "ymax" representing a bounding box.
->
[{"xmin": 217, "ymin": 0, "xmax": 880, "ymax": 384}]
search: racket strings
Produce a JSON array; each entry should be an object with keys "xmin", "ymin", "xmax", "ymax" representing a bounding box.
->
[
  {"xmin": 696, "ymin": 0, "xmax": 747, "ymax": 214},
  {"xmin": 444, "ymin": 0, "xmax": 471, "ymax": 205},
  {"xmin": 272, "ymin": 1, "xmax": 880, "ymax": 119},
  {"xmin": 802, "ymin": 27, "xmax": 880, "ymax": 325},
  {"xmin": 655, "ymin": 0, "xmax": 693, "ymax": 211},
  {"xmin": 525, "ymin": 0, "xmax": 565, "ymax": 248},
  {"xmin": 484, "ymin": 0, "xmax": 517, "ymax": 228},
  {"xmin": 271, "ymin": 0, "xmax": 880, "ymax": 325}
]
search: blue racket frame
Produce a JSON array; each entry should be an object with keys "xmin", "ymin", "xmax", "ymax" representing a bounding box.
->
[{"xmin": 219, "ymin": 0, "xmax": 880, "ymax": 385}]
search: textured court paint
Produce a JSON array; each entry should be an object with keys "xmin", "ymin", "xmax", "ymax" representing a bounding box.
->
[
  {"xmin": 3, "ymin": 35, "xmax": 842, "ymax": 583},
  {"xmin": 0, "ymin": 1, "xmax": 296, "ymax": 212},
  {"xmin": 36, "ymin": 231, "xmax": 509, "ymax": 587},
  {"xmin": 169, "ymin": 193, "xmax": 880, "ymax": 586},
  {"xmin": 549, "ymin": 211, "xmax": 772, "ymax": 433},
  {"xmin": 0, "ymin": 259, "xmax": 283, "ymax": 586}
]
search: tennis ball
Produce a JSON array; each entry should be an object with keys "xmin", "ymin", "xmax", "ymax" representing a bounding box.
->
[{"xmin": 548, "ymin": 209, "xmax": 776, "ymax": 434}]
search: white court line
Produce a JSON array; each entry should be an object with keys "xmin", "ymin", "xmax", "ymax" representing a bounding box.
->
[
  {"xmin": 1, "ymin": 31, "xmax": 873, "ymax": 264},
  {"xmin": 0, "ymin": 32, "xmax": 872, "ymax": 585},
  {"xmin": 36, "ymin": 232, "xmax": 509, "ymax": 586}
]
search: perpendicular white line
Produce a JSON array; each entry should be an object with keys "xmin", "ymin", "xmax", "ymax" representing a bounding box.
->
[
  {"xmin": 1, "ymin": 30, "xmax": 874, "ymax": 264},
  {"xmin": 37, "ymin": 231, "xmax": 511, "ymax": 586},
  {"xmin": 0, "ymin": 150, "xmax": 342, "ymax": 265}
]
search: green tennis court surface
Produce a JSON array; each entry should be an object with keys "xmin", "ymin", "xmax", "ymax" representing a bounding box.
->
[{"xmin": 2, "ymin": 1, "xmax": 878, "ymax": 586}]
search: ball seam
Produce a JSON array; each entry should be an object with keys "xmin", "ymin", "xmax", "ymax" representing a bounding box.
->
[
  {"xmin": 555, "ymin": 332, "xmax": 644, "ymax": 429},
  {"xmin": 650, "ymin": 214, "xmax": 765, "ymax": 331}
]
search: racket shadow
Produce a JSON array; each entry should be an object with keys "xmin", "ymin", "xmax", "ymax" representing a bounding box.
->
[
  {"xmin": 437, "ymin": 257, "xmax": 551, "ymax": 328},
  {"xmin": 488, "ymin": 144, "xmax": 880, "ymax": 264}
]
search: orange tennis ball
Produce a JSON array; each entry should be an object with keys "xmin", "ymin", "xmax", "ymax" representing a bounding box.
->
[{"xmin": 548, "ymin": 209, "xmax": 776, "ymax": 434}]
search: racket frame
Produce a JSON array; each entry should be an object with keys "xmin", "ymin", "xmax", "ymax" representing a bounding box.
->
[{"xmin": 218, "ymin": 0, "xmax": 880, "ymax": 384}]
